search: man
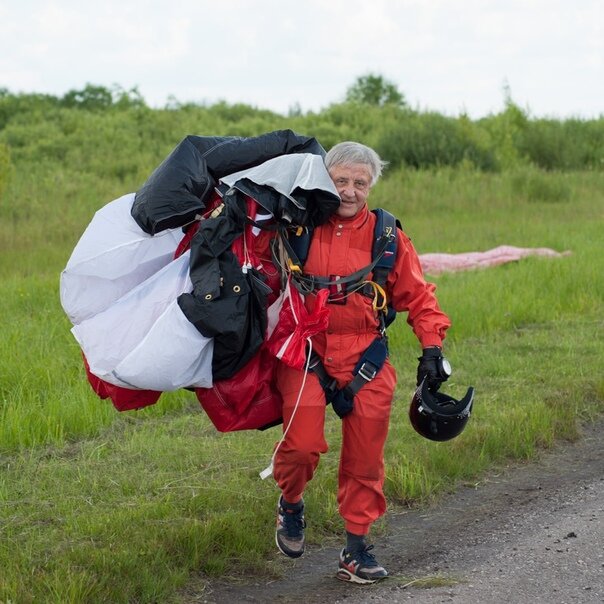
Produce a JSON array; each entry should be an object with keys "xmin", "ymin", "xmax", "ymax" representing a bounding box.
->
[{"xmin": 272, "ymin": 141, "xmax": 451, "ymax": 584}]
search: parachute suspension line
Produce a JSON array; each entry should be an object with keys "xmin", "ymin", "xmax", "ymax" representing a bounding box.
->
[
  {"xmin": 259, "ymin": 281, "xmax": 311, "ymax": 480},
  {"xmin": 241, "ymin": 221, "xmax": 253, "ymax": 274},
  {"xmin": 272, "ymin": 235, "xmax": 300, "ymax": 291},
  {"xmin": 259, "ymin": 337, "xmax": 312, "ymax": 480}
]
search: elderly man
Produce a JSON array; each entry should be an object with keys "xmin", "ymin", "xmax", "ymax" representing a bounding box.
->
[{"xmin": 272, "ymin": 141, "xmax": 451, "ymax": 583}]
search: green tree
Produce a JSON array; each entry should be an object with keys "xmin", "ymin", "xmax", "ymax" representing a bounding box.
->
[
  {"xmin": 345, "ymin": 73, "xmax": 407, "ymax": 107},
  {"xmin": 60, "ymin": 84, "xmax": 146, "ymax": 111},
  {"xmin": 61, "ymin": 84, "xmax": 114, "ymax": 110}
]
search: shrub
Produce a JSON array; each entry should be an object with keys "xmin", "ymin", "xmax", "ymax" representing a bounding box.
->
[
  {"xmin": 0, "ymin": 142, "xmax": 13, "ymax": 199},
  {"xmin": 518, "ymin": 118, "xmax": 604, "ymax": 170},
  {"xmin": 375, "ymin": 111, "xmax": 497, "ymax": 171}
]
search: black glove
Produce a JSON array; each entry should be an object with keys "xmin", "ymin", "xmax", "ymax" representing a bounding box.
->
[
  {"xmin": 330, "ymin": 388, "xmax": 354, "ymax": 418},
  {"xmin": 416, "ymin": 347, "xmax": 451, "ymax": 392}
]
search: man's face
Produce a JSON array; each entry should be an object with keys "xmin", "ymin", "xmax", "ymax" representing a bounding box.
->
[{"xmin": 329, "ymin": 163, "xmax": 372, "ymax": 218}]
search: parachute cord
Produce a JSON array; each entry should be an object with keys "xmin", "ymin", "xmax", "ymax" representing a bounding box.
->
[
  {"xmin": 273, "ymin": 236, "xmax": 293, "ymax": 289},
  {"xmin": 259, "ymin": 279, "xmax": 309, "ymax": 480},
  {"xmin": 242, "ymin": 222, "xmax": 253, "ymax": 273},
  {"xmin": 259, "ymin": 337, "xmax": 312, "ymax": 480}
]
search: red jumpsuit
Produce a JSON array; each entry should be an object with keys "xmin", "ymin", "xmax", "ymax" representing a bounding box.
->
[{"xmin": 273, "ymin": 204, "xmax": 451, "ymax": 535}]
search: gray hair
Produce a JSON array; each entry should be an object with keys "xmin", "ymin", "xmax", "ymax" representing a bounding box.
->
[{"xmin": 325, "ymin": 141, "xmax": 387, "ymax": 187}]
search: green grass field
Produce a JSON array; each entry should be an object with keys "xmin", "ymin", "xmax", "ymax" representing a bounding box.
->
[{"xmin": 1, "ymin": 160, "xmax": 603, "ymax": 602}]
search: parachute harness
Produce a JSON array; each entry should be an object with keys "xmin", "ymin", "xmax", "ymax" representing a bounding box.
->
[
  {"xmin": 259, "ymin": 210, "xmax": 399, "ymax": 476},
  {"xmin": 272, "ymin": 236, "xmax": 387, "ymax": 313}
]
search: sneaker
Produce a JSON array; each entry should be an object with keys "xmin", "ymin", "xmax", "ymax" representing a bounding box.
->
[
  {"xmin": 337, "ymin": 544, "xmax": 389, "ymax": 584},
  {"xmin": 275, "ymin": 496, "xmax": 306, "ymax": 558}
]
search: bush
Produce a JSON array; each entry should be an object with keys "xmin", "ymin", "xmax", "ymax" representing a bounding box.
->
[
  {"xmin": 375, "ymin": 111, "xmax": 497, "ymax": 171},
  {"xmin": 0, "ymin": 90, "xmax": 60, "ymax": 130},
  {"xmin": 518, "ymin": 118, "xmax": 604, "ymax": 170},
  {"xmin": 0, "ymin": 142, "xmax": 13, "ymax": 199},
  {"xmin": 0, "ymin": 84, "xmax": 603, "ymax": 174}
]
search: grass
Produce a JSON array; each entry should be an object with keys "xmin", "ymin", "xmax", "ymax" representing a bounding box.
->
[
  {"xmin": 0, "ymin": 162, "xmax": 603, "ymax": 602},
  {"xmin": 393, "ymin": 575, "xmax": 462, "ymax": 589}
]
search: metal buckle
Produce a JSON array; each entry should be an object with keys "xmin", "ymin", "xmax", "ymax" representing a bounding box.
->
[{"xmin": 357, "ymin": 362, "xmax": 378, "ymax": 382}]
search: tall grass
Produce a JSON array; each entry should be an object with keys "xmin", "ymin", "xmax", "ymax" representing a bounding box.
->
[{"xmin": 0, "ymin": 113, "xmax": 603, "ymax": 601}]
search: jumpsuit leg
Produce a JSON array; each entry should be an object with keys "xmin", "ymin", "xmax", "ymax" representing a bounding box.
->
[
  {"xmin": 337, "ymin": 361, "xmax": 396, "ymax": 535},
  {"xmin": 273, "ymin": 363, "xmax": 329, "ymax": 504}
]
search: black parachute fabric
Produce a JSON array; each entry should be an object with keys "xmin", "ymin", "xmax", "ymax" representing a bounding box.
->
[
  {"xmin": 230, "ymin": 178, "xmax": 335, "ymax": 227},
  {"xmin": 132, "ymin": 130, "xmax": 326, "ymax": 235},
  {"xmin": 176, "ymin": 190, "xmax": 272, "ymax": 380}
]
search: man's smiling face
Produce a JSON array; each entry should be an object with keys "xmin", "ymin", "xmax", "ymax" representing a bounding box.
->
[{"xmin": 328, "ymin": 163, "xmax": 372, "ymax": 218}]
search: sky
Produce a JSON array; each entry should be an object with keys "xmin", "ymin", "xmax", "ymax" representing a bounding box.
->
[{"xmin": 1, "ymin": 0, "xmax": 603, "ymax": 119}]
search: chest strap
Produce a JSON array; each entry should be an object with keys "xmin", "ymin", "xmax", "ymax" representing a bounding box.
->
[{"xmin": 281, "ymin": 229, "xmax": 393, "ymax": 295}]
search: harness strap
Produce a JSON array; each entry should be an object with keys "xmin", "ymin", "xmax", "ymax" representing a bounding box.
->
[
  {"xmin": 308, "ymin": 352, "xmax": 338, "ymax": 398},
  {"xmin": 290, "ymin": 232, "xmax": 393, "ymax": 292},
  {"xmin": 278, "ymin": 224, "xmax": 311, "ymax": 273},
  {"xmin": 310, "ymin": 337, "xmax": 389, "ymax": 418},
  {"xmin": 284, "ymin": 208, "xmax": 399, "ymax": 418}
]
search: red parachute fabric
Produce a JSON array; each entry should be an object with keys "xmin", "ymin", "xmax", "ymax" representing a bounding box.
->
[
  {"xmin": 195, "ymin": 345, "xmax": 282, "ymax": 432},
  {"xmin": 266, "ymin": 282, "xmax": 330, "ymax": 370},
  {"xmin": 82, "ymin": 355, "xmax": 162, "ymax": 411}
]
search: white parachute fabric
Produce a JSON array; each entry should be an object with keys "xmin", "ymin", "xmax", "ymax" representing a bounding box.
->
[
  {"xmin": 61, "ymin": 193, "xmax": 214, "ymax": 392},
  {"xmin": 60, "ymin": 193, "xmax": 183, "ymax": 325},
  {"xmin": 71, "ymin": 251, "xmax": 214, "ymax": 391},
  {"xmin": 221, "ymin": 153, "xmax": 338, "ymax": 209}
]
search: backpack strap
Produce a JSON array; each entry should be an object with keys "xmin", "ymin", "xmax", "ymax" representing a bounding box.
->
[
  {"xmin": 282, "ymin": 208, "xmax": 399, "ymax": 293},
  {"xmin": 371, "ymin": 208, "xmax": 400, "ymax": 285},
  {"xmin": 370, "ymin": 208, "xmax": 400, "ymax": 329}
]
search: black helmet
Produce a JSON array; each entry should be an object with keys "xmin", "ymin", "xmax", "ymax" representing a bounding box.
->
[{"xmin": 409, "ymin": 380, "xmax": 474, "ymax": 442}]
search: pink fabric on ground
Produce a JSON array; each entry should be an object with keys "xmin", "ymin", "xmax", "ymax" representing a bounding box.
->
[{"xmin": 419, "ymin": 245, "xmax": 571, "ymax": 276}]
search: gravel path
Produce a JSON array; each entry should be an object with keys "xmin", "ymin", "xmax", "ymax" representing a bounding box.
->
[{"xmin": 199, "ymin": 420, "xmax": 604, "ymax": 604}]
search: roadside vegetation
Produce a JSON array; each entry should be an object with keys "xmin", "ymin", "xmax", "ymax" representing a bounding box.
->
[{"xmin": 0, "ymin": 77, "xmax": 602, "ymax": 603}]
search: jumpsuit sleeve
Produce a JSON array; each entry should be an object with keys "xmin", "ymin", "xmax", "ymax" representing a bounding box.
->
[{"xmin": 387, "ymin": 229, "xmax": 451, "ymax": 349}]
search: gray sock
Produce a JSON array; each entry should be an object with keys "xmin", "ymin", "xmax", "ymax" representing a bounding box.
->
[{"xmin": 346, "ymin": 531, "xmax": 367, "ymax": 552}]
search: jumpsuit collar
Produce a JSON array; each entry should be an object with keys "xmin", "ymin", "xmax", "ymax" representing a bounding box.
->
[{"xmin": 328, "ymin": 204, "xmax": 370, "ymax": 229}]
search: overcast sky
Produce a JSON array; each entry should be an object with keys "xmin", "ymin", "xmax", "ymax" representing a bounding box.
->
[{"xmin": 1, "ymin": 0, "xmax": 602, "ymax": 119}]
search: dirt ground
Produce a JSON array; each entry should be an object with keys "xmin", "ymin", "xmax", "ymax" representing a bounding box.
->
[{"xmin": 191, "ymin": 419, "xmax": 604, "ymax": 604}]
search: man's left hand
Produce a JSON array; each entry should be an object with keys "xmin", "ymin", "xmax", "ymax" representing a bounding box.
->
[{"xmin": 416, "ymin": 347, "xmax": 450, "ymax": 392}]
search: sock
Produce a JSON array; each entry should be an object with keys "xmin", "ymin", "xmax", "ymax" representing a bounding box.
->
[{"xmin": 346, "ymin": 531, "xmax": 367, "ymax": 552}]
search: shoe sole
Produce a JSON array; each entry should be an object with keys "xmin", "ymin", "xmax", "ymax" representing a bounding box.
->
[{"xmin": 336, "ymin": 567, "xmax": 386, "ymax": 585}]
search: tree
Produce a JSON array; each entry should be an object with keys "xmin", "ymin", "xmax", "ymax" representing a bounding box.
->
[
  {"xmin": 345, "ymin": 74, "xmax": 406, "ymax": 108},
  {"xmin": 61, "ymin": 84, "xmax": 114, "ymax": 110},
  {"xmin": 60, "ymin": 84, "xmax": 146, "ymax": 111}
]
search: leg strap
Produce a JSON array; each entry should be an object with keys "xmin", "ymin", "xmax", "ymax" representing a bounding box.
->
[{"xmin": 309, "ymin": 337, "xmax": 389, "ymax": 419}]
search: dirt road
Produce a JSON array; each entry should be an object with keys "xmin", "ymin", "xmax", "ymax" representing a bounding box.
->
[{"xmin": 199, "ymin": 420, "xmax": 604, "ymax": 604}]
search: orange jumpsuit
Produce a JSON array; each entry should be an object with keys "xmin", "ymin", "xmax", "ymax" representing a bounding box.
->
[{"xmin": 273, "ymin": 204, "xmax": 450, "ymax": 535}]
